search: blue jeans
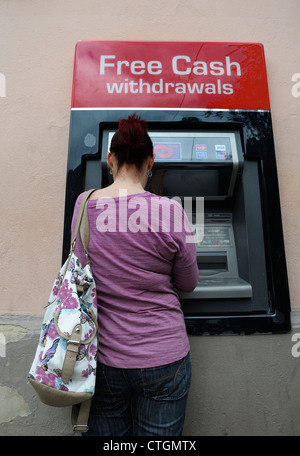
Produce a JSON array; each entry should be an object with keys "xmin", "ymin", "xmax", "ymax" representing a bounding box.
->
[{"xmin": 85, "ymin": 353, "xmax": 191, "ymax": 436}]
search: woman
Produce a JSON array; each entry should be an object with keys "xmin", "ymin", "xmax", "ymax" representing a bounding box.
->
[{"xmin": 71, "ymin": 114, "xmax": 198, "ymax": 436}]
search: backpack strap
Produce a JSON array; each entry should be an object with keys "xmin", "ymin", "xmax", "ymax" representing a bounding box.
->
[
  {"xmin": 71, "ymin": 399, "xmax": 92, "ymax": 433},
  {"xmin": 71, "ymin": 189, "xmax": 97, "ymax": 254},
  {"xmin": 80, "ymin": 190, "xmax": 96, "ymax": 256}
]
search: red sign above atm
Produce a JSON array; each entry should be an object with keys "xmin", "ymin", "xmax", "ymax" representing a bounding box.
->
[{"xmin": 71, "ymin": 41, "xmax": 271, "ymax": 111}]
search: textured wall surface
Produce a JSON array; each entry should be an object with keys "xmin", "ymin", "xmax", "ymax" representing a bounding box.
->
[{"xmin": 0, "ymin": 0, "xmax": 299, "ymax": 315}]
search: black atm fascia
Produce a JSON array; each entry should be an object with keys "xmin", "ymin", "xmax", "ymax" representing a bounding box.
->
[{"xmin": 62, "ymin": 108, "xmax": 291, "ymax": 335}]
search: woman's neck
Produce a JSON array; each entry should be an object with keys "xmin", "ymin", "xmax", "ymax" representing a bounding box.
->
[{"xmin": 112, "ymin": 163, "xmax": 148, "ymax": 192}]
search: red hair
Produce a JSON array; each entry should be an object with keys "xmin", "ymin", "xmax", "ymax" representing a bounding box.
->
[{"xmin": 110, "ymin": 114, "xmax": 153, "ymax": 170}]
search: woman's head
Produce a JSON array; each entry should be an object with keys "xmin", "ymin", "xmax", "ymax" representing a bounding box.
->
[{"xmin": 109, "ymin": 114, "xmax": 153, "ymax": 171}]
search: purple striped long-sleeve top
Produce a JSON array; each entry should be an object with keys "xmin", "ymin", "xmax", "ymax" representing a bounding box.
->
[{"xmin": 71, "ymin": 191, "xmax": 198, "ymax": 368}]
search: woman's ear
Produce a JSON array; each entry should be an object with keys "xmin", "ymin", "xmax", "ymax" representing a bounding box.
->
[
  {"xmin": 148, "ymin": 155, "xmax": 155, "ymax": 171},
  {"xmin": 107, "ymin": 152, "xmax": 113, "ymax": 169}
]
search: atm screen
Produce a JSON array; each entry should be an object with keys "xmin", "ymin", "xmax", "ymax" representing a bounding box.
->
[
  {"xmin": 149, "ymin": 169, "xmax": 220, "ymax": 197},
  {"xmin": 99, "ymin": 130, "xmax": 242, "ymax": 200}
]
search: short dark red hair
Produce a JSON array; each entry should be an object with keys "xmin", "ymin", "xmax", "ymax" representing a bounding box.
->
[{"xmin": 110, "ymin": 114, "xmax": 153, "ymax": 170}]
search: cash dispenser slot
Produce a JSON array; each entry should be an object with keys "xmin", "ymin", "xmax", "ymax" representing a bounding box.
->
[
  {"xmin": 180, "ymin": 215, "xmax": 253, "ymax": 300},
  {"xmin": 187, "ymin": 277, "xmax": 253, "ymax": 300},
  {"xmin": 197, "ymin": 252, "xmax": 228, "ymax": 272}
]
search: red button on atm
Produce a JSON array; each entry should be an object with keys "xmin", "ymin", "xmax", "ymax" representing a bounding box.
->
[{"xmin": 154, "ymin": 143, "xmax": 181, "ymax": 160}]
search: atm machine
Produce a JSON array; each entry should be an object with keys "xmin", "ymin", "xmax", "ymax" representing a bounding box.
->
[
  {"xmin": 63, "ymin": 41, "xmax": 290, "ymax": 335},
  {"xmin": 146, "ymin": 129, "xmax": 267, "ymax": 322}
]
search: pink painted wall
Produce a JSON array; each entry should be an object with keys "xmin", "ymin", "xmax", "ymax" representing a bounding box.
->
[{"xmin": 0, "ymin": 0, "xmax": 299, "ymax": 314}]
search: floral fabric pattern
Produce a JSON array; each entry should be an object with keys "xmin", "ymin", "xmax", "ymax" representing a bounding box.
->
[{"xmin": 28, "ymin": 252, "xmax": 98, "ymax": 395}]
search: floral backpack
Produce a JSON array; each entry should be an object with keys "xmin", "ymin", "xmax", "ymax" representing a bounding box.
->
[{"xmin": 28, "ymin": 189, "xmax": 98, "ymax": 433}]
